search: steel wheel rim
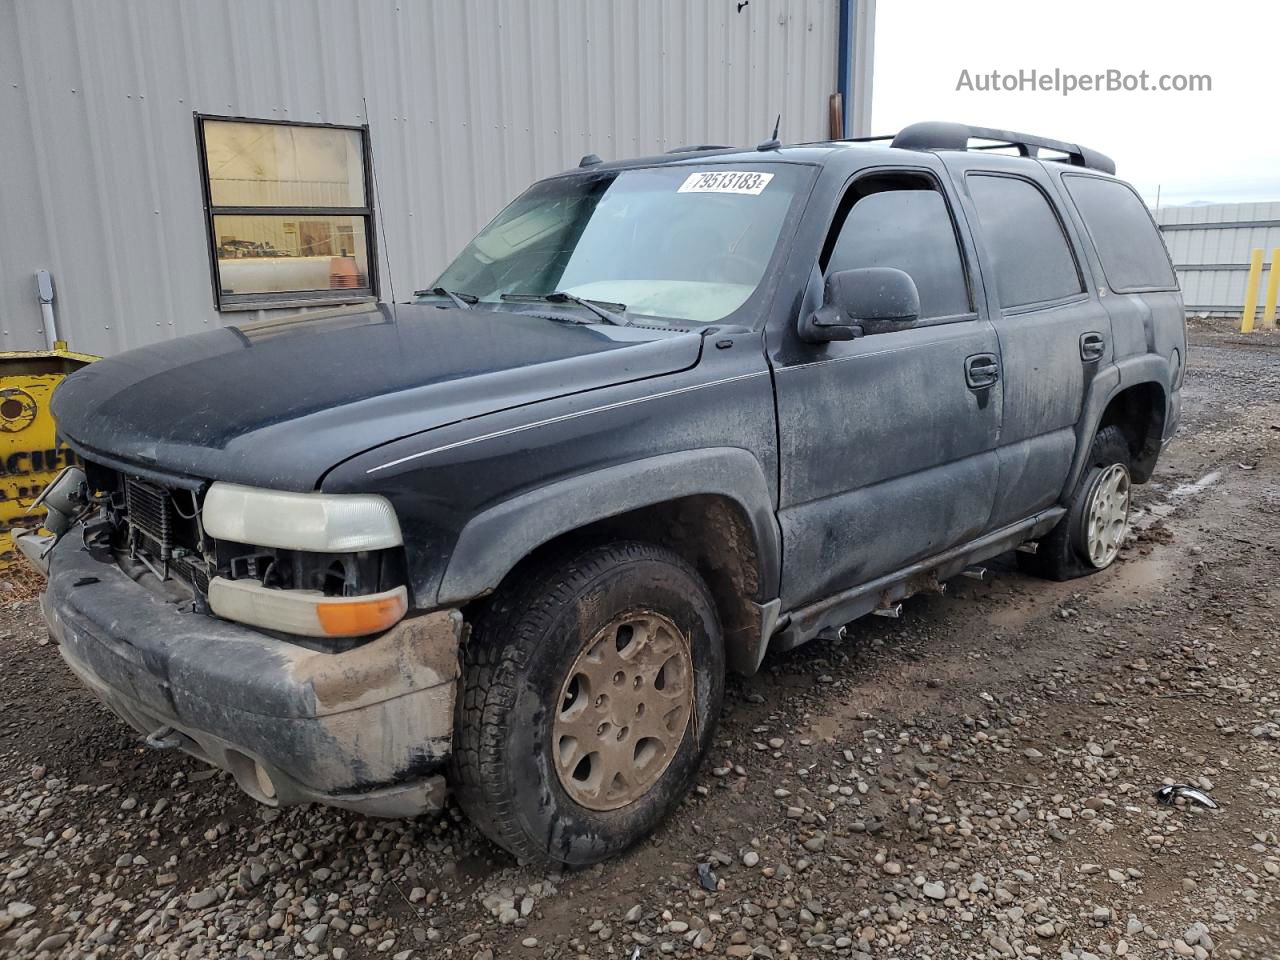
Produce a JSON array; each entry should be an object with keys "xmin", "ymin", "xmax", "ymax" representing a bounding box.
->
[
  {"xmin": 1084, "ymin": 463, "xmax": 1131, "ymax": 568},
  {"xmin": 552, "ymin": 611, "xmax": 694, "ymax": 811}
]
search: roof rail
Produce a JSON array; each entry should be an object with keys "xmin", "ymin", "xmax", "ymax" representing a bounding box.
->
[
  {"xmin": 666, "ymin": 144, "xmax": 732, "ymax": 154},
  {"xmin": 888, "ymin": 121, "xmax": 1116, "ymax": 175}
]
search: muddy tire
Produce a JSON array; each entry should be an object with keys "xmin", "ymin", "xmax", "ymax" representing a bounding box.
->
[
  {"xmin": 1019, "ymin": 425, "xmax": 1134, "ymax": 581},
  {"xmin": 450, "ymin": 541, "xmax": 724, "ymax": 866}
]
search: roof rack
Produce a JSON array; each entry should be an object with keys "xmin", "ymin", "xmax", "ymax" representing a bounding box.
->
[
  {"xmin": 666, "ymin": 144, "xmax": 732, "ymax": 154},
  {"xmin": 858, "ymin": 122, "xmax": 1115, "ymax": 175}
]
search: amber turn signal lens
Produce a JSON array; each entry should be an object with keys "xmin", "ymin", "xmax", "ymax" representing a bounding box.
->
[
  {"xmin": 208, "ymin": 578, "xmax": 409, "ymax": 638},
  {"xmin": 316, "ymin": 592, "xmax": 409, "ymax": 637}
]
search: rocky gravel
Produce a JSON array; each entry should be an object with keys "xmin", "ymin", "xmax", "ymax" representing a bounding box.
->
[{"xmin": 1, "ymin": 318, "xmax": 1277, "ymax": 959}]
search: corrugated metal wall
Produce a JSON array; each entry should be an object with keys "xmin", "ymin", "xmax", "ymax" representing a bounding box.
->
[
  {"xmin": 0, "ymin": 0, "xmax": 851, "ymax": 356},
  {"xmin": 1156, "ymin": 202, "xmax": 1280, "ymax": 316}
]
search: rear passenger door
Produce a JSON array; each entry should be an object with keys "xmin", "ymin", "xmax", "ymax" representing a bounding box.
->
[{"xmin": 942, "ymin": 155, "xmax": 1113, "ymax": 528}]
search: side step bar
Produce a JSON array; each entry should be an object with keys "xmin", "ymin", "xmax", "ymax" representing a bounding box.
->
[{"xmin": 771, "ymin": 508, "xmax": 1065, "ymax": 652}]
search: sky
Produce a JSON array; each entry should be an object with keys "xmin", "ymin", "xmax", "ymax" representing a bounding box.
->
[{"xmin": 871, "ymin": 0, "xmax": 1280, "ymax": 208}]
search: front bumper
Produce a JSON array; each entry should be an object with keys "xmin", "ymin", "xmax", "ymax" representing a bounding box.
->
[{"xmin": 41, "ymin": 532, "xmax": 462, "ymax": 817}]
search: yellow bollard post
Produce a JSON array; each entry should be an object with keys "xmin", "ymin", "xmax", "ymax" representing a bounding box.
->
[
  {"xmin": 1241, "ymin": 249, "xmax": 1264, "ymax": 333},
  {"xmin": 1263, "ymin": 247, "xmax": 1280, "ymax": 330}
]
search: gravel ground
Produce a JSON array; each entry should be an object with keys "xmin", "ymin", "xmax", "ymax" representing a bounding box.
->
[{"xmin": 1, "ymin": 317, "xmax": 1277, "ymax": 960}]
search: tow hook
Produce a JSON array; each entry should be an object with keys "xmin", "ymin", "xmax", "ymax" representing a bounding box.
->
[{"xmin": 144, "ymin": 725, "xmax": 185, "ymax": 750}]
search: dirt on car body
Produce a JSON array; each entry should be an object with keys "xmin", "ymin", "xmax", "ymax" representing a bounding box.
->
[{"xmin": 0, "ymin": 319, "xmax": 1276, "ymax": 958}]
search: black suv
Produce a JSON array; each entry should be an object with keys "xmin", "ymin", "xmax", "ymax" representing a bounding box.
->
[{"xmin": 26, "ymin": 122, "xmax": 1185, "ymax": 866}]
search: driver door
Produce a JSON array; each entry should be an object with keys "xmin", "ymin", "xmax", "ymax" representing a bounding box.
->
[{"xmin": 772, "ymin": 166, "xmax": 1003, "ymax": 610}]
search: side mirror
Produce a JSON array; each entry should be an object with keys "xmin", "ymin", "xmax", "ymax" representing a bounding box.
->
[{"xmin": 798, "ymin": 267, "xmax": 920, "ymax": 343}]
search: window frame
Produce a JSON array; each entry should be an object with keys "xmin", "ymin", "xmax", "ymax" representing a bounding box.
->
[
  {"xmin": 963, "ymin": 170, "xmax": 1089, "ymax": 314},
  {"xmin": 195, "ymin": 113, "xmax": 380, "ymax": 312},
  {"xmin": 1060, "ymin": 173, "xmax": 1179, "ymax": 295},
  {"xmin": 821, "ymin": 166, "xmax": 978, "ymax": 328}
]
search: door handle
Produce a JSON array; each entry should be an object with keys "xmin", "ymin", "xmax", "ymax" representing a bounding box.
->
[
  {"xmin": 1080, "ymin": 332, "xmax": 1106, "ymax": 361},
  {"xmin": 965, "ymin": 353, "xmax": 999, "ymax": 389}
]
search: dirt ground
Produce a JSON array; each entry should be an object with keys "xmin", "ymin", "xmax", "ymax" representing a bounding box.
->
[{"xmin": 0, "ymin": 317, "xmax": 1277, "ymax": 960}]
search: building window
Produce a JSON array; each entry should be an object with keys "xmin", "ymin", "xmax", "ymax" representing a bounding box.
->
[{"xmin": 196, "ymin": 116, "xmax": 376, "ymax": 311}]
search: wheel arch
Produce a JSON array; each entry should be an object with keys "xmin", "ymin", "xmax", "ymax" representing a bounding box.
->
[
  {"xmin": 1066, "ymin": 359, "xmax": 1170, "ymax": 497},
  {"xmin": 1096, "ymin": 380, "xmax": 1166, "ymax": 482},
  {"xmin": 436, "ymin": 448, "xmax": 781, "ymax": 675}
]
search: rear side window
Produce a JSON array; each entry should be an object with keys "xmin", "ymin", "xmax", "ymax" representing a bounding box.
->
[
  {"xmin": 825, "ymin": 184, "xmax": 971, "ymax": 320},
  {"xmin": 1063, "ymin": 175, "xmax": 1177, "ymax": 292},
  {"xmin": 966, "ymin": 174, "xmax": 1084, "ymax": 309}
]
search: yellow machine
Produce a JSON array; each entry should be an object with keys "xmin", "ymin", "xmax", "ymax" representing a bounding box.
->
[{"xmin": 0, "ymin": 342, "xmax": 96, "ymax": 558}]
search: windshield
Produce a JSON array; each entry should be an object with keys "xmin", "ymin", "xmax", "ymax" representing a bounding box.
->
[{"xmin": 428, "ymin": 164, "xmax": 805, "ymax": 324}]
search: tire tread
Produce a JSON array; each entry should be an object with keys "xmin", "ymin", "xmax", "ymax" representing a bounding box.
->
[
  {"xmin": 451, "ymin": 541, "xmax": 714, "ymax": 863},
  {"xmin": 1020, "ymin": 424, "xmax": 1132, "ymax": 581}
]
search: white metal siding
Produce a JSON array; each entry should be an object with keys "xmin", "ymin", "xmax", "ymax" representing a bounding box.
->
[
  {"xmin": 1156, "ymin": 202, "xmax": 1280, "ymax": 315},
  {"xmin": 0, "ymin": 0, "xmax": 850, "ymax": 356}
]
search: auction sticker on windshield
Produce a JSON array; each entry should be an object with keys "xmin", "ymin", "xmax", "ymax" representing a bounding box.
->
[{"xmin": 678, "ymin": 171, "xmax": 774, "ymax": 195}]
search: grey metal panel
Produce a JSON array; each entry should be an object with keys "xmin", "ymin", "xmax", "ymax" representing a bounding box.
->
[
  {"xmin": 0, "ymin": 0, "xmax": 850, "ymax": 356},
  {"xmin": 1155, "ymin": 201, "xmax": 1280, "ymax": 313},
  {"xmin": 845, "ymin": 0, "xmax": 876, "ymax": 137}
]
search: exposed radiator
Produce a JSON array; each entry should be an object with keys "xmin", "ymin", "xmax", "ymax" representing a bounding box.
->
[
  {"xmin": 177, "ymin": 555, "xmax": 210, "ymax": 594},
  {"xmin": 124, "ymin": 477, "xmax": 175, "ymax": 558}
]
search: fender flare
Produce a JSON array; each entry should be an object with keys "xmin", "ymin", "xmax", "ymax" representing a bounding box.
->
[
  {"xmin": 1062, "ymin": 356, "xmax": 1171, "ymax": 498},
  {"xmin": 435, "ymin": 447, "xmax": 780, "ymax": 606}
]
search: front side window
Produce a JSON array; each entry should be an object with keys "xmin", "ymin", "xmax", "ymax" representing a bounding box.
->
[
  {"xmin": 966, "ymin": 173, "xmax": 1084, "ymax": 309},
  {"xmin": 823, "ymin": 175, "xmax": 971, "ymax": 320},
  {"xmin": 430, "ymin": 165, "xmax": 806, "ymax": 325},
  {"xmin": 198, "ymin": 118, "xmax": 375, "ymax": 310}
]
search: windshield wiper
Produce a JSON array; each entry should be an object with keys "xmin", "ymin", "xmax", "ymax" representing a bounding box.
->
[
  {"xmin": 501, "ymin": 292, "xmax": 629, "ymax": 326},
  {"xmin": 414, "ymin": 286, "xmax": 477, "ymax": 310}
]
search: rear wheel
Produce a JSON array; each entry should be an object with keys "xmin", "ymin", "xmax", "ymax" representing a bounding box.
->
[
  {"xmin": 1019, "ymin": 425, "xmax": 1133, "ymax": 580},
  {"xmin": 451, "ymin": 541, "xmax": 723, "ymax": 865},
  {"xmin": 1080, "ymin": 462, "xmax": 1132, "ymax": 568}
]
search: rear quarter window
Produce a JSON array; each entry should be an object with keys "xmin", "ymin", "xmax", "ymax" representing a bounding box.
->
[{"xmin": 1062, "ymin": 174, "xmax": 1177, "ymax": 293}]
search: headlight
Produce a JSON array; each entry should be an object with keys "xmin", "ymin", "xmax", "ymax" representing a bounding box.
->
[{"xmin": 202, "ymin": 482, "xmax": 402, "ymax": 552}]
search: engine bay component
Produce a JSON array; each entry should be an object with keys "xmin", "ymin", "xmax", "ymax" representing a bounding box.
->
[
  {"xmin": 32, "ymin": 465, "xmax": 87, "ymax": 536},
  {"xmin": 13, "ymin": 465, "xmax": 88, "ymax": 573}
]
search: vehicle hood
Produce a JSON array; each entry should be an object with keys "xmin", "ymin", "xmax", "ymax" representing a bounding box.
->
[{"xmin": 53, "ymin": 303, "xmax": 704, "ymax": 489}]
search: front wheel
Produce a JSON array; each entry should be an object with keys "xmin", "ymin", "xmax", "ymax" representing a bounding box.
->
[
  {"xmin": 1020, "ymin": 425, "xmax": 1134, "ymax": 580},
  {"xmin": 451, "ymin": 541, "xmax": 724, "ymax": 866}
]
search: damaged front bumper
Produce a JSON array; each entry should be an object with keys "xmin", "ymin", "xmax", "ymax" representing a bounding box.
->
[{"xmin": 41, "ymin": 532, "xmax": 462, "ymax": 817}]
